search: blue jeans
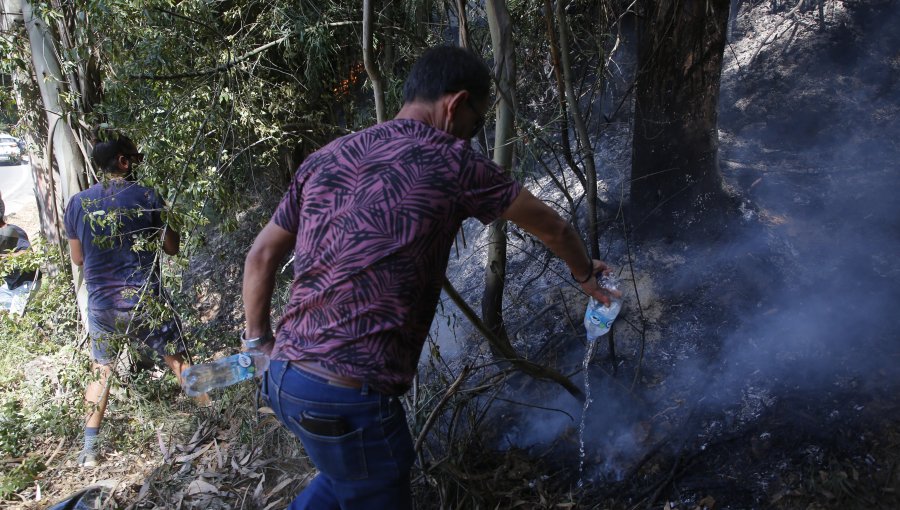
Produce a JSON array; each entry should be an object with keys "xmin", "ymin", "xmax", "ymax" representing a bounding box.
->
[{"xmin": 264, "ymin": 360, "xmax": 415, "ymax": 510}]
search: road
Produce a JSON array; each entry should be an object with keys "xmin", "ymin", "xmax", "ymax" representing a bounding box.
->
[{"xmin": 0, "ymin": 158, "xmax": 40, "ymax": 239}]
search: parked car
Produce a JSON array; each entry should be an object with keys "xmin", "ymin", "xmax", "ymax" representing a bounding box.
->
[{"xmin": 0, "ymin": 135, "xmax": 22, "ymax": 165}]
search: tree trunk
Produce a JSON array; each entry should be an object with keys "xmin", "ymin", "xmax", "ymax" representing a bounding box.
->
[
  {"xmin": 455, "ymin": 0, "xmax": 469, "ymax": 49},
  {"xmin": 1, "ymin": 3, "xmax": 57, "ymax": 256},
  {"xmin": 362, "ymin": 0, "xmax": 386, "ymax": 123},
  {"xmin": 482, "ymin": 0, "xmax": 516, "ymax": 347},
  {"xmin": 542, "ymin": 0, "xmax": 586, "ymax": 189},
  {"xmin": 21, "ymin": 0, "xmax": 91, "ymax": 319},
  {"xmin": 414, "ymin": 0, "xmax": 429, "ymax": 41},
  {"xmin": 22, "ymin": 1, "xmax": 87, "ymax": 203},
  {"xmin": 630, "ymin": 0, "xmax": 734, "ymax": 239},
  {"xmin": 556, "ymin": 0, "xmax": 600, "ymax": 259}
]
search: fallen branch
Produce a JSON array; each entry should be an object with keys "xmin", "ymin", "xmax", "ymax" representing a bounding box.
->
[
  {"xmin": 442, "ymin": 277, "xmax": 585, "ymax": 401},
  {"xmin": 415, "ymin": 365, "xmax": 471, "ymax": 452}
]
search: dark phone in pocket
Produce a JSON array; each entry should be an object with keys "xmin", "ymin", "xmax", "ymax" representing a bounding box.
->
[{"xmin": 299, "ymin": 412, "xmax": 351, "ymax": 437}]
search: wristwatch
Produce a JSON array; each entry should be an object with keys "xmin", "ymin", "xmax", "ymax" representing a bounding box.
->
[{"xmin": 241, "ymin": 329, "xmax": 274, "ymax": 350}]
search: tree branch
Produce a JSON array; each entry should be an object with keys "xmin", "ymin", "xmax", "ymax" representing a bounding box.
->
[
  {"xmin": 442, "ymin": 277, "xmax": 585, "ymax": 402},
  {"xmin": 128, "ymin": 36, "xmax": 289, "ymax": 81}
]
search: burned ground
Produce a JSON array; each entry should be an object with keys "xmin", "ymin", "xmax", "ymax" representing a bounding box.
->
[{"xmin": 5, "ymin": 1, "xmax": 898, "ymax": 509}]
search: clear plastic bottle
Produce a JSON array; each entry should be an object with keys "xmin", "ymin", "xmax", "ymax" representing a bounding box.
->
[
  {"xmin": 181, "ymin": 336, "xmax": 271, "ymax": 397},
  {"xmin": 583, "ymin": 274, "xmax": 623, "ymax": 342}
]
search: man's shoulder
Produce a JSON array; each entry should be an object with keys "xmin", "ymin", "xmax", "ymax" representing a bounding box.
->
[
  {"xmin": 332, "ymin": 120, "xmax": 435, "ymax": 146},
  {"xmin": 118, "ymin": 182, "xmax": 159, "ymax": 201},
  {"xmin": 0, "ymin": 224, "xmax": 17, "ymax": 238},
  {"xmin": 0, "ymin": 225, "xmax": 19, "ymax": 252},
  {"xmin": 69, "ymin": 186, "xmax": 93, "ymax": 201},
  {"xmin": 8, "ymin": 224, "xmax": 26, "ymax": 237},
  {"xmin": 73, "ymin": 180, "xmax": 158, "ymax": 202}
]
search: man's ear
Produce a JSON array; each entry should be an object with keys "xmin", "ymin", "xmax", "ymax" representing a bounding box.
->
[{"xmin": 445, "ymin": 90, "xmax": 468, "ymax": 118}]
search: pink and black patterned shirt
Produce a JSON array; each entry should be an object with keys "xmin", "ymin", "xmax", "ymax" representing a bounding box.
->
[{"xmin": 270, "ymin": 119, "xmax": 521, "ymax": 395}]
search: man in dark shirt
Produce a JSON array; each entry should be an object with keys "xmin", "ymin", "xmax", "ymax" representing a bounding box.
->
[
  {"xmin": 65, "ymin": 132, "xmax": 203, "ymax": 467},
  {"xmin": 242, "ymin": 46, "xmax": 618, "ymax": 509},
  {"xmin": 0, "ymin": 195, "xmax": 38, "ymax": 314}
]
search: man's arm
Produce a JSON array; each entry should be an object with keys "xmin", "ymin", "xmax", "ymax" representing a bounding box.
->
[
  {"xmin": 501, "ymin": 189, "xmax": 616, "ymax": 304},
  {"xmin": 243, "ymin": 221, "xmax": 296, "ymax": 340},
  {"xmin": 162, "ymin": 227, "xmax": 180, "ymax": 256},
  {"xmin": 68, "ymin": 239, "xmax": 84, "ymax": 266}
]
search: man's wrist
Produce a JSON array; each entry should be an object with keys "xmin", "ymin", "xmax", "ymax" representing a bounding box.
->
[
  {"xmin": 571, "ymin": 260, "xmax": 595, "ymax": 284},
  {"xmin": 241, "ymin": 328, "xmax": 274, "ymax": 349}
]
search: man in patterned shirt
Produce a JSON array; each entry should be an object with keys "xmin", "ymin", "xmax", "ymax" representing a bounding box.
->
[{"xmin": 242, "ymin": 46, "xmax": 616, "ymax": 509}]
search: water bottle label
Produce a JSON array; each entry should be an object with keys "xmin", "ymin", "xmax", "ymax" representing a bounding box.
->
[
  {"xmin": 237, "ymin": 353, "xmax": 252, "ymax": 368},
  {"xmin": 590, "ymin": 316, "xmax": 611, "ymax": 328}
]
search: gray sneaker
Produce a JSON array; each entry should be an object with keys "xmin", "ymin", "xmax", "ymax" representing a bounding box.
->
[{"xmin": 77, "ymin": 450, "xmax": 98, "ymax": 468}]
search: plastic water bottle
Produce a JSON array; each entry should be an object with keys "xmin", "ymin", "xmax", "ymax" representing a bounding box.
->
[
  {"xmin": 181, "ymin": 336, "xmax": 271, "ymax": 396},
  {"xmin": 584, "ymin": 274, "xmax": 623, "ymax": 342}
]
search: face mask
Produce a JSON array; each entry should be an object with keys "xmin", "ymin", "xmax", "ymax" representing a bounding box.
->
[{"xmin": 464, "ymin": 97, "xmax": 486, "ymax": 139}]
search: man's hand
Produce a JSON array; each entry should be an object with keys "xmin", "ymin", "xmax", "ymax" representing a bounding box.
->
[
  {"xmin": 162, "ymin": 226, "xmax": 180, "ymax": 256},
  {"xmin": 578, "ymin": 259, "xmax": 622, "ymax": 306}
]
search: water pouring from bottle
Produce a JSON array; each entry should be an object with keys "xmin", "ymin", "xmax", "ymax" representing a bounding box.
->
[{"xmin": 578, "ymin": 273, "xmax": 622, "ymax": 486}]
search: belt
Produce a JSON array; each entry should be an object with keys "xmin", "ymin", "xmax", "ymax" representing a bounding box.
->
[{"xmin": 290, "ymin": 360, "xmax": 364, "ymax": 389}]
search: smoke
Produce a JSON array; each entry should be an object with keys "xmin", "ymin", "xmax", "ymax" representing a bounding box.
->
[
  {"xmin": 496, "ymin": 376, "xmax": 651, "ymax": 482},
  {"xmin": 430, "ymin": 0, "xmax": 900, "ymax": 486},
  {"xmin": 707, "ymin": 0, "xmax": 900, "ymax": 395}
]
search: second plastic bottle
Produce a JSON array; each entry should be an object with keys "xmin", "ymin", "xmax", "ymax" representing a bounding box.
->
[{"xmin": 181, "ymin": 335, "xmax": 271, "ymax": 397}]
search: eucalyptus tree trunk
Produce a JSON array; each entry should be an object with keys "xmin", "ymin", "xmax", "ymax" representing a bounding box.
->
[
  {"xmin": 21, "ymin": 0, "xmax": 93, "ymax": 320},
  {"xmin": 22, "ymin": 1, "xmax": 88, "ymax": 202},
  {"xmin": 481, "ymin": 0, "xmax": 516, "ymax": 347},
  {"xmin": 631, "ymin": 0, "xmax": 733, "ymax": 239},
  {"xmin": 455, "ymin": 0, "xmax": 470, "ymax": 48},
  {"xmin": 0, "ymin": 1, "xmax": 56, "ymax": 243},
  {"xmin": 542, "ymin": 0, "xmax": 585, "ymax": 190},
  {"xmin": 556, "ymin": 0, "xmax": 600, "ymax": 259},
  {"xmin": 362, "ymin": 0, "xmax": 386, "ymax": 123},
  {"xmin": 415, "ymin": 0, "xmax": 431, "ymax": 41}
]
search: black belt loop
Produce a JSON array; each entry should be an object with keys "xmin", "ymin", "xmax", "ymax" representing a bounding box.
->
[{"xmin": 360, "ymin": 382, "xmax": 370, "ymax": 396}]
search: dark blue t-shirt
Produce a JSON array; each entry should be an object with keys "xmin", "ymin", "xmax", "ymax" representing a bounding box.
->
[{"xmin": 64, "ymin": 179, "xmax": 166, "ymax": 310}]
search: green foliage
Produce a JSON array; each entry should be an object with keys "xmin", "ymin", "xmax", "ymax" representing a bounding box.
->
[
  {"xmin": 0, "ymin": 240, "xmax": 42, "ymax": 288},
  {"xmin": 0, "ymin": 245, "xmax": 86, "ymax": 465},
  {"xmin": 0, "ymin": 456, "xmax": 45, "ymax": 500},
  {"xmin": 89, "ymin": 0, "xmax": 376, "ymax": 230},
  {"xmin": 0, "ymin": 245, "xmax": 79, "ymax": 367},
  {"xmin": 0, "ymin": 399, "xmax": 26, "ymax": 458}
]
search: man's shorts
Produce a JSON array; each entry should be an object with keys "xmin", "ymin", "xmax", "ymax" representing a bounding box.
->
[{"xmin": 88, "ymin": 307, "xmax": 185, "ymax": 365}]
